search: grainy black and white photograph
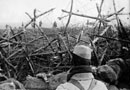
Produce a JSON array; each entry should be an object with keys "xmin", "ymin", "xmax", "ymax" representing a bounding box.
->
[{"xmin": 0, "ymin": 0, "xmax": 130, "ymax": 90}]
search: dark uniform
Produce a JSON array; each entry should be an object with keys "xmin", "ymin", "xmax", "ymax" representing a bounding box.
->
[{"xmin": 96, "ymin": 58, "xmax": 130, "ymax": 89}]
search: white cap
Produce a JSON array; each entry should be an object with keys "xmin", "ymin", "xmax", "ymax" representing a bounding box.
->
[{"xmin": 73, "ymin": 45, "xmax": 93, "ymax": 59}]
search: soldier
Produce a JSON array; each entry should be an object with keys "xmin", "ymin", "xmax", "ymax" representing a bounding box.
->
[
  {"xmin": 97, "ymin": 58, "xmax": 130, "ymax": 90},
  {"xmin": 56, "ymin": 45, "xmax": 108, "ymax": 90}
]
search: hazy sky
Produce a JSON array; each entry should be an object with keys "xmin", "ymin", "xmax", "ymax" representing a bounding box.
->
[{"xmin": 0, "ymin": 0, "xmax": 129, "ymax": 28}]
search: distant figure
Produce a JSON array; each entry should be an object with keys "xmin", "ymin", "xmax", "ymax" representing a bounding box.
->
[
  {"xmin": 22, "ymin": 22, "xmax": 24, "ymax": 27},
  {"xmin": 56, "ymin": 45, "xmax": 108, "ymax": 90},
  {"xmin": 53, "ymin": 21, "xmax": 57, "ymax": 28},
  {"xmin": 39, "ymin": 21, "xmax": 42, "ymax": 27}
]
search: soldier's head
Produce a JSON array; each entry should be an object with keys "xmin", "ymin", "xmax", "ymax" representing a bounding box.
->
[{"xmin": 71, "ymin": 45, "xmax": 93, "ymax": 66}]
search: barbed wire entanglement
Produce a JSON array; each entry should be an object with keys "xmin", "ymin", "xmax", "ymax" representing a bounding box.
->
[{"xmin": 0, "ymin": 0, "xmax": 130, "ymax": 85}]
